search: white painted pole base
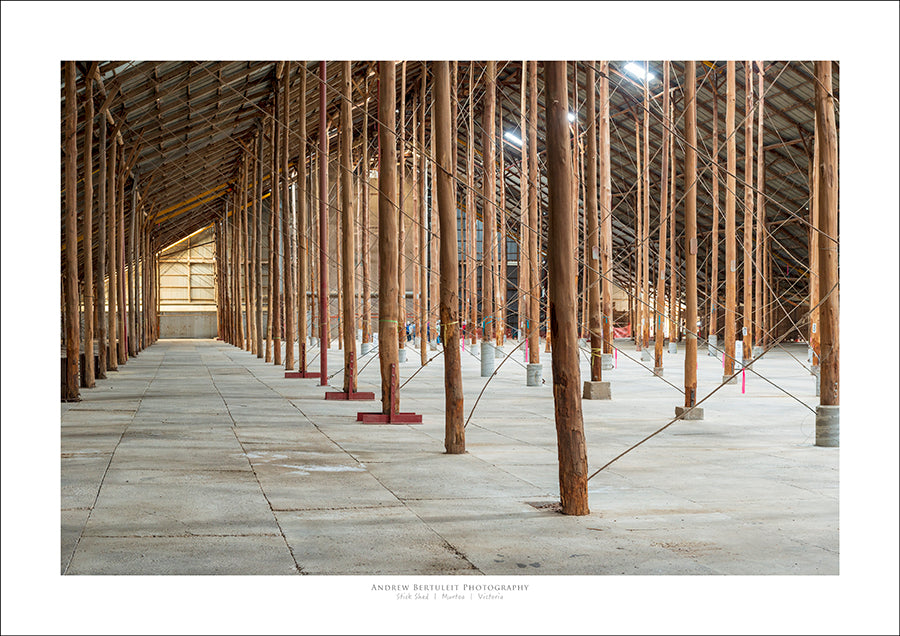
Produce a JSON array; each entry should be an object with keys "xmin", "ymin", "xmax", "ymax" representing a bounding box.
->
[
  {"xmin": 398, "ymin": 348, "xmax": 407, "ymax": 363},
  {"xmin": 752, "ymin": 345, "xmax": 764, "ymax": 358},
  {"xmin": 707, "ymin": 335, "xmax": 717, "ymax": 356},
  {"xmin": 815, "ymin": 404, "xmax": 839, "ymax": 447},
  {"xmin": 722, "ymin": 374, "xmax": 738, "ymax": 385},
  {"xmin": 668, "ymin": 342, "xmax": 678, "ymax": 354},
  {"xmin": 653, "ymin": 367, "xmax": 664, "ymax": 377},
  {"xmin": 814, "ymin": 366, "xmax": 820, "ymax": 397},
  {"xmin": 582, "ymin": 380, "xmax": 611, "ymax": 400},
  {"xmin": 641, "ymin": 349, "xmax": 652, "ymax": 362},
  {"xmin": 360, "ymin": 341, "xmax": 372, "ymax": 356},
  {"xmin": 600, "ymin": 353, "xmax": 614, "ymax": 370},
  {"xmin": 526, "ymin": 363, "xmax": 542, "ymax": 386},
  {"xmin": 480, "ymin": 341, "xmax": 495, "ymax": 377}
]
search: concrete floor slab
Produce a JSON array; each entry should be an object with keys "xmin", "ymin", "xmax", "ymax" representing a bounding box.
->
[{"xmin": 61, "ymin": 338, "xmax": 839, "ymax": 576}]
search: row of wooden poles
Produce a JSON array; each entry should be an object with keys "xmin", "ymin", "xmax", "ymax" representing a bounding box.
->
[
  {"xmin": 63, "ymin": 61, "xmax": 839, "ymax": 514},
  {"xmin": 63, "ymin": 62, "xmax": 161, "ymax": 401}
]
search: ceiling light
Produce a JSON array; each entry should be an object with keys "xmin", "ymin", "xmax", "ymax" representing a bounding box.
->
[
  {"xmin": 504, "ymin": 131, "xmax": 522, "ymax": 146},
  {"xmin": 625, "ymin": 62, "xmax": 655, "ymax": 82}
]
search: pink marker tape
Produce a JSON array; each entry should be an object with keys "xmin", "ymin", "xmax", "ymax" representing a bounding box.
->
[
  {"xmin": 741, "ymin": 368, "xmax": 746, "ymax": 394},
  {"xmin": 615, "ymin": 348, "xmax": 618, "ymax": 368}
]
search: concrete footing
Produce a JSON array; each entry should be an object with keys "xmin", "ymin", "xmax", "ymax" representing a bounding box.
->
[
  {"xmin": 668, "ymin": 342, "xmax": 678, "ymax": 354},
  {"xmin": 480, "ymin": 342, "xmax": 495, "ymax": 377},
  {"xmin": 582, "ymin": 380, "xmax": 611, "ymax": 400},
  {"xmin": 675, "ymin": 405, "xmax": 705, "ymax": 420},
  {"xmin": 722, "ymin": 374, "xmax": 738, "ymax": 385},
  {"xmin": 707, "ymin": 335, "xmax": 717, "ymax": 356},
  {"xmin": 815, "ymin": 405, "xmax": 839, "ymax": 447},
  {"xmin": 653, "ymin": 367, "xmax": 664, "ymax": 377},
  {"xmin": 641, "ymin": 349, "xmax": 652, "ymax": 362},
  {"xmin": 360, "ymin": 341, "xmax": 372, "ymax": 356},
  {"xmin": 600, "ymin": 353, "xmax": 614, "ymax": 370},
  {"xmin": 752, "ymin": 346, "xmax": 764, "ymax": 358},
  {"xmin": 430, "ymin": 340, "xmax": 437, "ymax": 351},
  {"xmin": 526, "ymin": 363, "xmax": 542, "ymax": 386},
  {"xmin": 398, "ymin": 348, "xmax": 407, "ymax": 363},
  {"xmin": 810, "ymin": 363, "xmax": 819, "ymax": 377},
  {"xmin": 814, "ymin": 366, "xmax": 821, "ymax": 397}
]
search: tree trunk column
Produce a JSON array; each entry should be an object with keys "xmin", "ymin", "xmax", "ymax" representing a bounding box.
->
[
  {"xmin": 96, "ymin": 108, "xmax": 108, "ymax": 379},
  {"xmin": 480, "ymin": 61, "xmax": 497, "ymax": 377},
  {"xmin": 654, "ymin": 61, "xmax": 671, "ymax": 377},
  {"xmin": 599, "ymin": 61, "xmax": 614, "ymax": 365},
  {"xmin": 434, "ymin": 62, "xmax": 465, "ymax": 453},
  {"xmin": 814, "ymin": 60, "xmax": 839, "ymax": 447},
  {"xmin": 318, "ymin": 61, "xmax": 330, "ymax": 384},
  {"xmin": 526, "ymin": 61, "xmax": 541, "ymax": 384},
  {"xmin": 544, "ymin": 61, "xmax": 589, "ymax": 516},
  {"xmin": 723, "ymin": 61, "xmax": 738, "ymax": 384},
  {"xmin": 63, "ymin": 61, "xmax": 81, "ymax": 402},
  {"xmin": 281, "ymin": 62, "xmax": 295, "ymax": 371},
  {"xmin": 82, "ymin": 70, "xmax": 96, "ymax": 387},
  {"xmin": 677, "ymin": 61, "xmax": 703, "ymax": 421}
]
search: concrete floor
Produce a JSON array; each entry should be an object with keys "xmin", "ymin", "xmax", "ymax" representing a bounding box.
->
[{"xmin": 61, "ymin": 337, "xmax": 838, "ymax": 576}]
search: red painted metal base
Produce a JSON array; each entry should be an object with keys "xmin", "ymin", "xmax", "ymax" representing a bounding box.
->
[
  {"xmin": 356, "ymin": 411, "xmax": 423, "ymax": 424},
  {"xmin": 285, "ymin": 370, "xmax": 321, "ymax": 379},
  {"xmin": 325, "ymin": 391, "xmax": 376, "ymax": 401}
]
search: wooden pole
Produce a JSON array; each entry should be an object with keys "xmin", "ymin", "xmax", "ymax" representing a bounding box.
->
[
  {"xmin": 281, "ymin": 63, "xmax": 295, "ymax": 370},
  {"xmin": 683, "ymin": 61, "xmax": 700, "ymax": 411},
  {"xmin": 742, "ymin": 61, "xmax": 754, "ymax": 363},
  {"xmin": 398, "ymin": 61, "xmax": 407, "ymax": 355},
  {"xmin": 654, "ymin": 61, "xmax": 671, "ymax": 374},
  {"xmin": 411, "ymin": 90, "xmax": 419, "ymax": 348},
  {"xmin": 669, "ymin": 97, "xmax": 677, "ymax": 345},
  {"xmin": 724, "ymin": 61, "xmax": 738, "ymax": 381},
  {"xmin": 271, "ymin": 96, "xmax": 282, "ymax": 365},
  {"xmin": 544, "ymin": 61, "xmax": 589, "ymax": 516},
  {"xmin": 434, "ymin": 62, "xmax": 465, "ymax": 452},
  {"xmin": 81, "ymin": 69, "xmax": 96, "ymax": 387},
  {"xmin": 243, "ymin": 153, "xmax": 253, "ymax": 352},
  {"xmin": 467, "ymin": 62, "xmax": 477, "ymax": 345},
  {"xmin": 255, "ymin": 124, "xmax": 264, "ymax": 358},
  {"xmin": 809, "ymin": 117, "xmax": 820, "ymax": 369},
  {"xmin": 96, "ymin": 105, "xmax": 108, "ymax": 378},
  {"xmin": 599, "ymin": 61, "xmax": 613, "ymax": 357},
  {"xmin": 298, "ymin": 64, "xmax": 310, "ymax": 368},
  {"xmin": 585, "ymin": 61, "xmax": 602, "ymax": 382},
  {"xmin": 318, "ymin": 61, "xmax": 330, "ymax": 383},
  {"xmin": 642, "ymin": 62, "xmax": 651, "ymax": 351},
  {"xmin": 498, "ymin": 94, "xmax": 507, "ymax": 348},
  {"xmin": 107, "ymin": 126, "xmax": 118, "ymax": 371},
  {"xmin": 378, "ymin": 60, "xmax": 400, "ymax": 411},
  {"xmin": 710, "ymin": 71, "xmax": 720, "ymax": 346},
  {"xmin": 64, "ymin": 62, "xmax": 81, "ymax": 401},
  {"xmin": 339, "ymin": 61, "xmax": 358, "ymax": 392},
  {"xmin": 482, "ymin": 61, "xmax": 497, "ymax": 348},
  {"xmin": 117, "ymin": 152, "xmax": 127, "ymax": 365},
  {"xmin": 635, "ymin": 118, "xmax": 642, "ymax": 350},
  {"xmin": 433, "ymin": 65, "xmax": 445, "ymax": 348},
  {"xmin": 754, "ymin": 62, "xmax": 766, "ymax": 353},
  {"xmin": 418, "ymin": 69, "xmax": 428, "ymax": 366},
  {"xmin": 527, "ymin": 61, "xmax": 540, "ymax": 366},
  {"xmin": 128, "ymin": 178, "xmax": 137, "ymax": 357},
  {"xmin": 815, "ymin": 60, "xmax": 839, "ymax": 409},
  {"xmin": 360, "ymin": 74, "xmax": 372, "ymax": 351},
  {"xmin": 518, "ymin": 61, "xmax": 529, "ymax": 342}
]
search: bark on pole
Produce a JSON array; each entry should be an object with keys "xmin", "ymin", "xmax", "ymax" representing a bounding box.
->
[
  {"xmin": 654, "ymin": 61, "xmax": 671, "ymax": 374},
  {"xmin": 298, "ymin": 64, "xmax": 310, "ymax": 367},
  {"xmin": 518, "ymin": 62, "xmax": 529, "ymax": 341},
  {"xmin": 266, "ymin": 118, "xmax": 275, "ymax": 360},
  {"xmin": 318, "ymin": 61, "xmax": 329, "ymax": 383},
  {"xmin": 683, "ymin": 61, "xmax": 699, "ymax": 408},
  {"xmin": 340, "ymin": 60, "xmax": 358, "ymax": 392},
  {"xmin": 710, "ymin": 72, "xmax": 720, "ymax": 344},
  {"xmin": 97, "ymin": 108, "xmax": 108, "ymax": 378},
  {"xmin": 742, "ymin": 61, "xmax": 754, "ymax": 362},
  {"xmin": 585, "ymin": 61, "xmax": 601, "ymax": 381},
  {"xmin": 599, "ymin": 61, "xmax": 613, "ymax": 356},
  {"xmin": 724, "ymin": 61, "xmax": 737, "ymax": 379},
  {"xmin": 634, "ymin": 119, "xmax": 642, "ymax": 350},
  {"xmin": 64, "ymin": 61, "xmax": 80, "ymax": 401},
  {"xmin": 527, "ymin": 61, "xmax": 540, "ymax": 364},
  {"xmin": 255, "ymin": 124, "xmax": 264, "ymax": 358},
  {"xmin": 82, "ymin": 70, "xmax": 96, "ymax": 387},
  {"xmin": 107, "ymin": 132, "xmax": 118, "ymax": 371},
  {"xmin": 668, "ymin": 101, "xmax": 677, "ymax": 344},
  {"xmin": 434, "ymin": 62, "xmax": 465, "ymax": 453},
  {"xmin": 544, "ymin": 61, "xmax": 589, "ymax": 516},
  {"xmin": 282, "ymin": 63, "xmax": 295, "ymax": 370},
  {"xmin": 754, "ymin": 62, "xmax": 766, "ymax": 350},
  {"xmin": 642, "ymin": 62, "xmax": 650, "ymax": 351},
  {"xmin": 482, "ymin": 61, "xmax": 497, "ymax": 345},
  {"xmin": 128, "ymin": 179, "xmax": 137, "ymax": 357},
  {"xmin": 418, "ymin": 68, "xmax": 427, "ymax": 366},
  {"xmin": 378, "ymin": 61, "xmax": 400, "ymax": 411},
  {"xmin": 814, "ymin": 60, "xmax": 839, "ymax": 407},
  {"xmin": 498, "ymin": 97, "xmax": 507, "ymax": 348}
]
